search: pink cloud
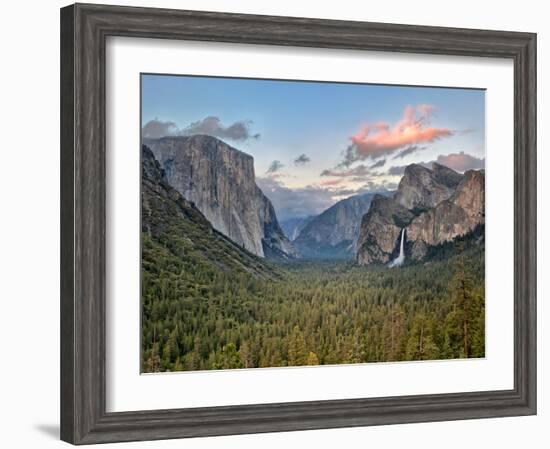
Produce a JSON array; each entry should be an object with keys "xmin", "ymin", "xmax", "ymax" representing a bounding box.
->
[
  {"xmin": 349, "ymin": 105, "xmax": 453, "ymax": 160},
  {"xmin": 319, "ymin": 178, "xmax": 344, "ymax": 186}
]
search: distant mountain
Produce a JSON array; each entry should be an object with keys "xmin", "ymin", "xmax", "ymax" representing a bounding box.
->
[
  {"xmin": 293, "ymin": 193, "xmax": 381, "ymax": 259},
  {"xmin": 279, "ymin": 216, "xmax": 314, "ymax": 241},
  {"xmin": 356, "ymin": 163, "xmax": 484, "ymax": 265},
  {"xmin": 144, "ymin": 135, "xmax": 298, "ymax": 260},
  {"xmin": 141, "ymin": 145, "xmax": 279, "ymax": 279}
]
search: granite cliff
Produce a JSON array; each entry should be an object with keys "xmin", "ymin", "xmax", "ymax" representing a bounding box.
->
[
  {"xmin": 406, "ymin": 169, "xmax": 485, "ymax": 259},
  {"xmin": 141, "ymin": 145, "xmax": 279, "ymax": 278},
  {"xmin": 355, "ymin": 195, "xmax": 415, "ymax": 265},
  {"xmin": 394, "ymin": 163, "xmax": 463, "ymax": 210},
  {"xmin": 144, "ymin": 135, "xmax": 298, "ymax": 259}
]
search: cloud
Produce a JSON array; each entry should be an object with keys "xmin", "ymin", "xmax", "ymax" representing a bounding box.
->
[
  {"xmin": 362, "ymin": 181, "xmax": 399, "ymax": 192},
  {"xmin": 434, "ymin": 152, "xmax": 485, "ymax": 172},
  {"xmin": 320, "ymin": 160, "xmax": 386, "ymax": 179},
  {"xmin": 266, "ymin": 160, "xmax": 284, "ymax": 174},
  {"xmin": 256, "ymin": 177, "xmax": 339, "ymax": 220},
  {"xmin": 393, "ymin": 145, "xmax": 426, "ymax": 159},
  {"xmin": 369, "ymin": 158, "xmax": 387, "ymax": 169},
  {"xmin": 141, "ymin": 119, "xmax": 179, "ymax": 139},
  {"xmin": 340, "ymin": 105, "xmax": 453, "ymax": 165},
  {"xmin": 321, "ymin": 164, "xmax": 371, "ymax": 178},
  {"xmin": 294, "ymin": 154, "xmax": 311, "ymax": 165},
  {"xmin": 256, "ymin": 177, "xmax": 390, "ymax": 220},
  {"xmin": 319, "ymin": 179, "xmax": 344, "ymax": 186},
  {"xmin": 183, "ymin": 116, "xmax": 260, "ymax": 142},
  {"xmin": 387, "ymin": 151, "xmax": 485, "ymax": 177},
  {"xmin": 141, "ymin": 116, "xmax": 260, "ymax": 141},
  {"xmin": 338, "ymin": 144, "xmax": 359, "ymax": 169}
]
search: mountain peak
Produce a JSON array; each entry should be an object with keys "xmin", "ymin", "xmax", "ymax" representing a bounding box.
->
[
  {"xmin": 394, "ymin": 162, "xmax": 463, "ymax": 210},
  {"xmin": 404, "ymin": 163, "xmax": 431, "ymax": 175},
  {"xmin": 431, "ymin": 162, "xmax": 463, "ymax": 189},
  {"xmin": 431, "ymin": 161, "xmax": 449, "ymax": 171}
]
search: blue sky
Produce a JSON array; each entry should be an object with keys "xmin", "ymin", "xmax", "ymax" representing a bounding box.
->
[{"xmin": 141, "ymin": 74, "xmax": 485, "ymax": 220}]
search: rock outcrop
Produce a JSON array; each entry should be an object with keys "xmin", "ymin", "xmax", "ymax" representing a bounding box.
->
[
  {"xmin": 394, "ymin": 162, "xmax": 462, "ymax": 210},
  {"xmin": 356, "ymin": 195, "xmax": 415, "ymax": 265},
  {"xmin": 407, "ymin": 169, "xmax": 485, "ymax": 259},
  {"xmin": 144, "ymin": 135, "xmax": 298, "ymax": 260},
  {"xmin": 356, "ymin": 164, "xmax": 484, "ymax": 265},
  {"xmin": 141, "ymin": 145, "xmax": 279, "ymax": 278},
  {"xmin": 294, "ymin": 193, "xmax": 381, "ymax": 259}
]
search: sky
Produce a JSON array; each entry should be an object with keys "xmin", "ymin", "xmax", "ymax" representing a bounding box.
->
[{"xmin": 141, "ymin": 74, "xmax": 485, "ymax": 221}]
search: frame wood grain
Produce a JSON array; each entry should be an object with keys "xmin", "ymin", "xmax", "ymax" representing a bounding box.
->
[{"xmin": 60, "ymin": 3, "xmax": 537, "ymax": 444}]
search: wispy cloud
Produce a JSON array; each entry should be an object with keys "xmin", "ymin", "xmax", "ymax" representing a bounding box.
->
[
  {"xmin": 141, "ymin": 116, "xmax": 260, "ymax": 142},
  {"xmin": 320, "ymin": 159, "xmax": 386, "ymax": 180},
  {"xmin": 339, "ymin": 105, "xmax": 453, "ymax": 165},
  {"xmin": 319, "ymin": 178, "xmax": 344, "ymax": 186},
  {"xmin": 393, "ymin": 145, "xmax": 426, "ymax": 159},
  {"xmin": 183, "ymin": 116, "xmax": 260, "ymax": 141},
  {"xmin": 256, "ymin": 177, "xmax": 339, "ymax": 220},
  {"xmin": 256, "ymin": 177, "xmax": 390, "ymax": 220},
  {"xmin": 361, "ymin": 180, "xmax": 399, "ymax": 192},
  {"xmin": 321, "ymin": 164, "xmax": 372, "ymax": 178},
  {"xmin": 294, "ymin": 154, "xmax": 311, "ymax": 165},
  {"xmin": 370, "ymin": 158, "xmax": 387, "ymax": 169},
  {"xmin": 266, "ymin": 160, "xmax": 284, "ymax": 174}
]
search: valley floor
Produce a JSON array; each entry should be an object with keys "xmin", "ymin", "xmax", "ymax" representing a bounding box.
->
[{"xmin": 141, "ymin": 243, "xmax": 485, "ymax": 373}]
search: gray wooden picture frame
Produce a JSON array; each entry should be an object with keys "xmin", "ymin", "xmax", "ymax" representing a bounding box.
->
[{"xmin": 60, "ymin": 3, "xmax": 537, "ymax": 445}]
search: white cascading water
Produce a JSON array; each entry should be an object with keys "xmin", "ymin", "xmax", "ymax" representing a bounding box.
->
[{"xmin": 388, "ymin": 228, "xmax": 406, "ymax": 268}]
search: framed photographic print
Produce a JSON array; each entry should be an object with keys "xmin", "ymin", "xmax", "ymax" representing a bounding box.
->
[{"xmin": 60, "ymin": 3, "xmax": 537, "ymax": 445}]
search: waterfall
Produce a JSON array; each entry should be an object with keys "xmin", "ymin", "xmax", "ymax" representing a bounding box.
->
[{"xmin": 388, "ymin": 228, "xmax": 406, "ymax": 268}]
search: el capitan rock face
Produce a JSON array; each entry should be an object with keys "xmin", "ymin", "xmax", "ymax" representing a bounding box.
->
[
  {"xmin": 356, "ymin": 164, "xmax": 484, "ymax": 265},
  {"xmin": 141, "ymin": 145, "xmax": 278, "ymax": 278},
  {"xmin": 293, "ymin": 193, "xmax": 379, "ymax": 259},
  {"xmin": 144, "ymin": 135, "xmax": 298, "ymax": 259}
]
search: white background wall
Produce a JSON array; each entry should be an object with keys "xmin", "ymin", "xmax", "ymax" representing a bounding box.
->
[{"xmin": 0, "ymin": 0, "xmax": 547, "ymax": 447}]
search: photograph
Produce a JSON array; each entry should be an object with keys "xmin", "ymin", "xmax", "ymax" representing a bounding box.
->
[{"xmin": 140, "ymin": 74, "xmax": 486, "ymax": 373}]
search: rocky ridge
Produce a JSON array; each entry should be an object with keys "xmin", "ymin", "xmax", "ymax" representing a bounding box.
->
[{"xmin": 356, "ymin": 163, "xmax": 484, "ymax": 265}]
